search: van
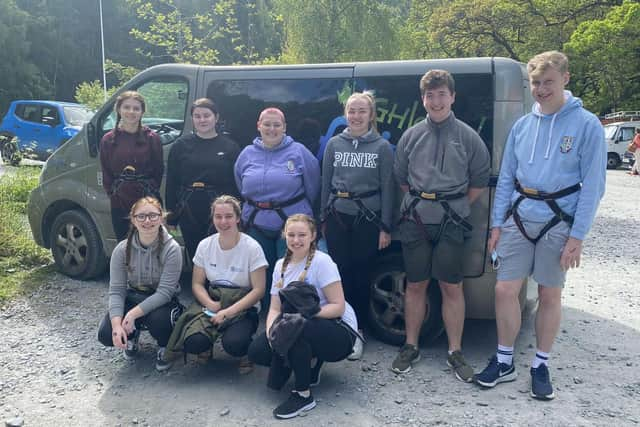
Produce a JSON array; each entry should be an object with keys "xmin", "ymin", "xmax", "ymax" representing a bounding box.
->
[
  {"xmin": 604, "ymin": 120, "xmax": 640, "ymax": 169},
  {"xmin": 27, "ymin": 58, "xmax": 532, "ymax": 344}
]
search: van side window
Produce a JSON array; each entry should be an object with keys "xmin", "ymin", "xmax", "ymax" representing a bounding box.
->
[
  {"xmin": 207, "ymin": 78, "xmax": 352, "ymax": 156},
  {"xmin": 356, "ymin": 74, "xmax": 494, "ymax": 153},
  {"xmin": 98, "ymin": 78, "xmax": 189, "ymax": 146},
  {"xmin": 620, "ymin": 127, "xmax": 635, "ymax": 141}
]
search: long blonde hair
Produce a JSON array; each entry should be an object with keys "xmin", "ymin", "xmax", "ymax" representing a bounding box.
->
[{"xmin": 275, "ymin": 214, "xmax": 317, "ymax": 288}]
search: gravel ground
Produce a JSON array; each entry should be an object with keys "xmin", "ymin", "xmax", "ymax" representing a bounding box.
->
[{"xmin": 1, "ymin": 169, "xmax": 639, "ymax": 427}]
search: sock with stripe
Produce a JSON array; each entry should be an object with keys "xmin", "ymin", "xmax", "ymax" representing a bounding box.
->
[
  {"xmin": 531, "ymin": 350, "xmax": 550, "ymax": 368},
  {"xmin": 496, "ymin": 344, "xmax": 514, "ymax": 366}
]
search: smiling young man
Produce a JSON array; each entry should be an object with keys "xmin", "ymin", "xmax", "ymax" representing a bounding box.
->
[
  {"xmin": 474, "ymin": 51, "xmax": 606, "ymax": 400},
  {"xmin": 392, "ymin": 70, "xmax": 490, "ymax": 381}
]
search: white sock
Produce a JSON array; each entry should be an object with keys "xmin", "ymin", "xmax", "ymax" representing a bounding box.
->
[
  {"xmin": 532, "ymin": 350, "xmax": 550, "ymax": 368},
  {"xmin": 497, "ymin": 344, "xmax": 514, "ymax": 365}
]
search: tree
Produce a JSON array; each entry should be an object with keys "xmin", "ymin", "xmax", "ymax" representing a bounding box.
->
[{"xmin": 565, "ymin": 1, "xmax": 640, "ymax": 114}]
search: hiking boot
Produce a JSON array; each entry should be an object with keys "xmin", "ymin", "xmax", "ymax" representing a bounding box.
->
[
  {"xmin": 391, "ymin": 344, "xmax": 420, "ymax": 374},
  {"xmin": 447, "ymin": 350, "xmax": 474, "ymax": 383},
  {"xmin": 530, "ymin": 364, "xmax": 555, "ymax": 400},
  {"xmin": 123, "ymin": 329, "xmax": 140, "ymax": 360},
  {"xmin": 238, "ymin": 356, "xmax": 254, "ymax": 375},
  {"xmin": 310, "ymin": 359, "xmax": 324, "ymax": 387},
  {"xmin": 155, "ymin": 347, "xmax": 172, "ymax": 372},
  {"xmin": 273, "ymin": 391, "xmax": 316, "ymax": 419},
  {"xmin": 347, "ymin": 336, "xmax": 364, "ymax": 361},
  {"xmin": 474, "ymin": 355, "xmax": 517, "ymax": 388}
]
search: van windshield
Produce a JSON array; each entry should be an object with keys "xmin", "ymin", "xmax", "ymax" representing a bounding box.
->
[
  {"xmin": 603, "ymin": 125, "xmax": 617, "ymax": 139},
  {"xmin": 64, "ymin": 106, "xmax": 94, "ymax": 127}
]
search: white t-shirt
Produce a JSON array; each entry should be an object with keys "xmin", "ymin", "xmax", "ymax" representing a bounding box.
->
[
  {"xmin": 193, "ymin": 232, "xmax": 268, "ymax": 290},
  {"xmin": 271, "ymin": 250, "xmax": 358, "ymax": 331}
]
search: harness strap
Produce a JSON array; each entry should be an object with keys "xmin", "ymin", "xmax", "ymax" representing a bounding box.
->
[
  {"xmin": 399, "ymin": 189, "xmax": 472, "ymax": 240},
  {"xmin": 506, "ymin": 181, "xmax": 581, "ymax": 244},
  {"xmin": 245, "ymin": 193, "xmax": 308, "ymax": 230},
  {"xmin": 327, "ymin": 188, "xmax": 389, "ymax": 233},
  {"xmin": 173, "ymin": 181, "xmax": 220, "ymax": 224},
  {"xmin": 111, "ymin": 165, "xmax": 158, "ymax": 199}
]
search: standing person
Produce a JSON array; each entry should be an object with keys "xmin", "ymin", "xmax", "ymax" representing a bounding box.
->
[
  {"xmin": 100, "ymin": 91, "xmax": 164, "ymax": 241},
  {"xmin": 165, "ymin": 98, "xmax": 241, "ymax": 259},
  {"xmin": 168, "ymin": 195, "xmax": 267, "ymax": 373},
  {"xmin": 392, "ymin": 70, "xmax": 490, "ymax": 382},
  {"xmin": 321, "ymin": 92, "xmax": 394, "ymax": 360},
  {"xmin": 247, "ymin": 214, "xmax": 359, "ymax": 419},
  {"xmin": 234, "ymin": 108, "xmax": 320, "ymax": 305},
  {"xmin": 629, "ymin": 128, "xmax": 640, "ymax": 175},
  {"xmin": 97, "ymin": 196, "xmax": 183, "ymax": 372},
  {"xmin": 474, "ymin": 51, "xmax": 606, "ymax": 400}
]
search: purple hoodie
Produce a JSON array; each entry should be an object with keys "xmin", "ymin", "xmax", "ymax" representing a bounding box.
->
[{"xmin": 234, "ymin": 135, "xmax": 320, "ymax": 231}]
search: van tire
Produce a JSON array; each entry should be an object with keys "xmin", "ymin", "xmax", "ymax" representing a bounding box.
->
[
  {"xmin": 50, "ymin": 210, "xmax": 107, "ymax": 280},
  {"xmin": 607, "ymin": 153, "xmax": 620, "ymax": 169},
  {"xmin": 368, "ymin": 252, "xmax": 444, "ymax": 346}
]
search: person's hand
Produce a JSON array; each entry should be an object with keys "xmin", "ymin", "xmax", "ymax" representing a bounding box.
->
[
  {"xmin": 378, "ymin": 231, "xmax": 391, "ymax": 250},
  {"xmin": 122, "ymin": 311, "xmax": 138, "ymax": 335},
  {"xmin": 208, "ymin": 301, "xmax": 222, "ymax": 313},
  {"xmin": 211, "ymin": 308, "xmax": 230, "ymax": 325},
  {"xmin": 111, "ymin": 325, "xmax": 128, "ymax": 349},
  {"xmin": 487, "ymin": 227, "xmax": 501, "ymax": 253},
  {"xmin": 560, "ymin": 237, "xmax": 583, "ymax": 271}
]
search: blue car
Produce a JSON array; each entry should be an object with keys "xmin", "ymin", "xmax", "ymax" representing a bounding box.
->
[{"xmin": 0, "ymin": 100, "xmax": 93, "ymax": 163}]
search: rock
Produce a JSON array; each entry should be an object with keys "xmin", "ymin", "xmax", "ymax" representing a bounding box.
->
[
  {"xmin": 132, "ymin": 418, "xmax": 139, "ymax": 424},
  {"xmin": 476, "ymin": 402, "xmax": 489, "ymax": 407},
  {"xmin": 5, "ymin": 417, "xmax": 24, "ymax": 427},
  {"xmin": 219, "ymin": 407, "xmax": 230, "ymax": 416},
  {"xmin": 573, "ymin": 377, "xmax": 583, "ymax": 384},
  {"xmin": 394, "ymin": 398, "xmax": 403, "ymax": 404}
]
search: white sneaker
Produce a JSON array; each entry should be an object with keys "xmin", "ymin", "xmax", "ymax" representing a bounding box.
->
[
  {"xmin": 347, "ymin": 336, "xmax": 364, "ymax": 361},
  {"xmin": 155, "ymin": 347, "xmax": 172, "ymax": 372}
]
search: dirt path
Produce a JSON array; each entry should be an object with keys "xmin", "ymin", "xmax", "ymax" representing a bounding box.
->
[{"xmin": 1, "ymin": 169, "xmax": 639, "ymax": 427}]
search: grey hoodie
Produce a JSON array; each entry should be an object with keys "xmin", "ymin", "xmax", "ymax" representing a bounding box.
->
[
  {"xmin": 394, "ymin": 113, "xmax": 490, "ymax": 224},
  {"xmin": 321, "ymin": 128, "xmax": 394, "ymax": 229},
  {"xmin": 108, "ymin": 226, "xmax": 183, "ymax": 319}
]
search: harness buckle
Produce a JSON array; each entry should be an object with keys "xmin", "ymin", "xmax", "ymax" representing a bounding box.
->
[
  {"xmin": 256, "ymin": 202, "xmax": 272, "ymax": 209},
  {"xmin": 122, "ymin": 165, "xmax": 137, "ymax": 175},
  {"xmin": 420, "ymin": 192, "xmax": 436, "ymax": 200},
  {"xmin": 191, "ymin": 182, "xmax": 205, "ymax": 188},
  {"xmin": 336, "ymin": 191, "xmax": 350, "ymax": 198},
  {"xmin": 522, "ymin": 186, "xmax": 539, "ymax": 196}
]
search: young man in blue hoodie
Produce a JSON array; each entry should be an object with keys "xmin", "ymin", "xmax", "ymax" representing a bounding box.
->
[{"xmin": 474, "ymin": 51, "xmax": 606, "ymax": 400}]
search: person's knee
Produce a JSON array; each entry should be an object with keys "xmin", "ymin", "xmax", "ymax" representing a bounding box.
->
[
  {"xmin": 405, "ymin": 281, "xmax": 428, "ymax": 297},
  {"xmin": 495, "ymin": 280, "xmax": 522, "ymax": 303},
  {"xmin": 439, "ymin": 281, "xmax": 464, "ymax": 301},
  {"xmin": 248, "ymin": 335, "xmax": 271, "ymax": 366},
  {"xmin": 538, "ymin": 286, "xmax": 562, "ymax": 307},
  {"xmin": 221, "ymin": 334, "xmax": 250, "ymax": 357},
  {"xmin": 97, "ymin": 315, "xmax": 114, "ymax": 347},
  {"xmin": 183, "ymin": 333, "xmax": 212, "ymax": 354}
]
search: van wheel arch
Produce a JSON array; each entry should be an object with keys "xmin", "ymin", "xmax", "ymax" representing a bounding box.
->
[
  {"xmin": 368, "ymin": 251, "xmax": 444, "ymax": 346},
  {"xmin": 49, "ymin": 209, "xmax": 107, "ymax": 280}
]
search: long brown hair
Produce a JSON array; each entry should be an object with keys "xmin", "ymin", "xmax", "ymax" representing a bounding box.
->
[
  {"xmin": 275, "ymin": 214, "xmax": 317, "ymax": 288},
  {"xmin": 125, "ymin": 196, "xmax": 165, "ymax": 272}
]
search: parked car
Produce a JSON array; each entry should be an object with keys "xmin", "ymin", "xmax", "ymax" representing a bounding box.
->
[
  {"xmin": 604, "ymin": 120, "xmax": 640, "ymax": 169},
  {"xmin": 27, "ymin": 58, "xmax": 531, "ymax": 345},
  {"xmin": 0, "ymin": 100, "xmax": 93, "ymax": 162}
]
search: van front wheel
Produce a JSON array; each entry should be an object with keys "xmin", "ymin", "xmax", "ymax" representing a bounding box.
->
[
  {"xmin": 607, "ymin": 153, "xmax": 620, "ymax": 169},
  {"xmin": 50, "ymin": 210, "xmax": 107, "ymax": 280},
  {"xmin": 368, "ymin": 253, "xmax": 444, "ymax": 346}
]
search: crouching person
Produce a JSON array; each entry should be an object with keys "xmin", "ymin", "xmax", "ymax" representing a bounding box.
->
[
  {"xmin": 165, "ymin": 195, "xmax": 267, "ymax": 373},
  {"xmin": 98, "ymin": 196, "xmax": 184, "ymax": 372},
  {"xmin": 248, "ymin": 214, "xmax": 361, "ymax": 420}
]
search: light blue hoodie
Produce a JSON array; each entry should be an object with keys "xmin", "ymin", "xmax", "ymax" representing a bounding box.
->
[{"xmin": 492, "ymin": 91, "xmax": 606, "ymax": 240}]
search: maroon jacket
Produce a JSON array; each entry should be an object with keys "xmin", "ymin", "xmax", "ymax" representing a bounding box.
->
[{"xmin": 99, "ymin": 127, "xmax": 164, "ymax": 210}]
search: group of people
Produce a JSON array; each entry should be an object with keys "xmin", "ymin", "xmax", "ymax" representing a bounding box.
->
[{"xmin": 96, "ymin": 49, "xmax": 606, "ymax": 419}]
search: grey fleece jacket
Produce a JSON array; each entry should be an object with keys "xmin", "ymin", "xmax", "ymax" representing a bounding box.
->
[
  {"xmin": 108, "ymin": 226, "xmax": 183, "ymax": 319},
  {"xmin": 394, "ymin": 113, "xmax": 490, "ymax": 224},
  {"xmin": 321, "ymin": 128, "xmax": 394, "ymax": 229}
]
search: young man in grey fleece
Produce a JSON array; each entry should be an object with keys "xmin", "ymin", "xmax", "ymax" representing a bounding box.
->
[{"xmin": 392, "ymin": 69, "xmax": 490, "ymax": 381}]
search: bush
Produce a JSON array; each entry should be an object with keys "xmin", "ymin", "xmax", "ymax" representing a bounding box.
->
[{"xmin": 0, "ymin": 166, "xmax": 52, "ymax": 301}]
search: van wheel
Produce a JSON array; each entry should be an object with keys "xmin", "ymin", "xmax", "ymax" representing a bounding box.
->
[
  {"xmin": 607, "ymin": 153, "xmax": 620, "ymax": 169},
  {"xmin": 368, "ymin": 252, "xmax": 444, "ymax": 346},
  {"xmin": 50, "ymin": 210, "xmax": 107, "ymax": 280},
  {"xmin": 0, "ymin": 133, "xmax": 21, "ymax": 166}
]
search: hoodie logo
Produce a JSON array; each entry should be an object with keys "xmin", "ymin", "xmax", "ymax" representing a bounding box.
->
[
  {"xmin": 560, "ymin": 136, "xmax": 574, "ymax": 153},
  {"xmin": 287, "ymin": 160, "xmax": 295, "ymax": 172}
]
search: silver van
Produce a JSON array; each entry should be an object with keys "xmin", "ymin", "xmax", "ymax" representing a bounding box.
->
[
  {"xmin": 27, "ymin": 58, "xmax": 532, "ymax": 344},
  {"xmin": 603, "ymin": 120, "xmax": 640, "ymax": 169}
]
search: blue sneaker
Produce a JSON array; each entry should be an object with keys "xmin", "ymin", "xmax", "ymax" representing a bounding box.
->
[
  {"xmin": 530, "ymin": 364, "xmax": 555, "ymax": 400},
  {"xmin": 474, "ymin": 355, "xmax": 517, "ymax": 388}
]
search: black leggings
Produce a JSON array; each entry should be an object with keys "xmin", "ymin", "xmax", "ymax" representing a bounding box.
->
[
  {"xmin": 183, "ymin": 310, "xmax": 258, "ymax": 357},
  {"xmin": 98, "ymin": 294, "xmax": 181, "ymax": 348},
  {"xmin": 325, "ymin": 211, "xmax": 379, "ymax": 324},
  {"xmin": 110, "ymin": 207, "xmax": 131, "ymax": 242},
  {"xmin": 248, "ymin": 317, "xmax": 354, "ymax": 391},
  {"xmin": 178, "ymin": 192, "xmax": 216, "ymax": 260}
]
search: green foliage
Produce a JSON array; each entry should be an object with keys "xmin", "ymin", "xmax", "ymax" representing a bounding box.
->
[
  {"xmin": 0, "ymin": 166, "xmax": 52, "ymax": 302},
  {"xmin": 565, "ymin": 1, "xmax": 640, "ymax": 114},
  {"xmin": 74, "ymin": 80, "xmax": 116, "ymax": 111}
]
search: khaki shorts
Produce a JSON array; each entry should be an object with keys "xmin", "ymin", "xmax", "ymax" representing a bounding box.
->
[
  {"xmin": 495, "ymin": 217, "xmax": 569, "ymax": 287},
  {"xmin": 399, "ymin": 220, "xmax": 465, "ymax": 284}
]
